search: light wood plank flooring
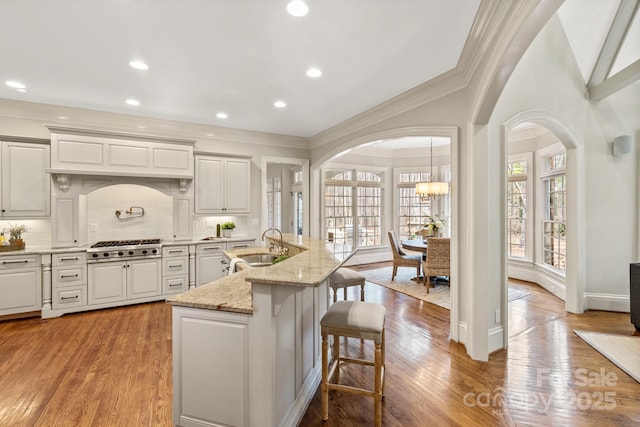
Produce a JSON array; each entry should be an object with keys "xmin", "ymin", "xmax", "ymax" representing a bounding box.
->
[{"xmin": 1, "ymin": 264, "xmax": 638, "ymax": 426}]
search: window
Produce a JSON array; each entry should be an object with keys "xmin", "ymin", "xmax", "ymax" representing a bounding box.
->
[
  {"xmin": 266, "ymin": 177, "xmax": 281, "ymax": 229},
  {"xmin": 397, "ymin": 172, "xmax": 432, "ymax": 240},
  {"xmin": 324, "ymin": 169, "xmax": 383, "ymax": 259},
  {"xmin": 542, "ymin": 152, "xmax": 566, "ymax": 271},
  {"xmin": 507, "ymin": 160, "xmax": 527, "ymax": 259}
]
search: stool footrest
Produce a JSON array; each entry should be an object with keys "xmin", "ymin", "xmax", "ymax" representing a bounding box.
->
[
  {"xmin": 328, "ymin": 383, "xmax": 376, "ymax": 398},
  {"xmin": 339, "ymin": 356, "xmax": 375, "ymax": 366}
]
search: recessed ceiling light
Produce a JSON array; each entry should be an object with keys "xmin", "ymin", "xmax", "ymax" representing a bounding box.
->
[
  {"xmin": 306, "ymin": 67, "xmax": 322, "ymax": 78},
  {"xmin": 57, "ymin": 116, "xmax": 68, "ymax": 120},
  {"xmin": 274, "ymin": 100, "xmax": 287, "ymax": 108},
  {"xmin": 5, "ymin": 81, "xmax": 26, "ymax": 89},
  {"xmin": 129, "ymin": 60, "xmax": 149, "ymax": 70},
  {"xmin": 216, "ymin": 112, "xmax": 228, "ymax": 119},
  {"xmin": 287, "ymin": 0, "xmax": 308, "ymax": 17},
  {"xmin": 125, "ymin": 99, "xmax": 140, "ymax": 106}
]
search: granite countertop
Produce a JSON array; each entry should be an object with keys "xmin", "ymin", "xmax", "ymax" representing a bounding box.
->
[{"xmin": 167, "ymin": 234, "xmax": 350, "ymax": 314}]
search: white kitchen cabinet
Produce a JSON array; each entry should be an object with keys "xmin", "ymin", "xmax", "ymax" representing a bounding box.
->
[
  {"xmin": 0, "ymin": 140, "xmax": 50, "ymax": 217},
  {"xmin": 0, "ymin": 255, "xmax": 42, "ymax": 316},
  {"xmin": 195, "ymin": 240, "xmax": 255, "ymax": 286},
  {"xmin": 52, "ymin": 252, "xmax": 87, "ymax": 310},
  {"xmin": 195, "ymin": 155, "xmax": 251, "ymax": 214},
  {"xmin": 163, "ymin": 245, "xmax": 189, "ymax": 295},
  {"xmin": 88, "ymin": 258, "xmax": 161, "ymax": 305},
  {"xmin": 196, "ymin": 243, "xmax": 227, "ymax": 286}
]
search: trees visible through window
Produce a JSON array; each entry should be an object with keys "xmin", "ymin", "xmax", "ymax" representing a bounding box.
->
[
  {"xmin": 507, "ymin": 161, "xmax": 527, "ymax": 259},
  {"xmin": 325, "ymin": 169, "xmax": 383, "ymax": 259},
  {"xmin": 397, "ymin": 172, "xmax": 431, "ymax": 240},
  {"xmin": 542, "ymin": 152, "xmax": 566, "ymax": 271}
]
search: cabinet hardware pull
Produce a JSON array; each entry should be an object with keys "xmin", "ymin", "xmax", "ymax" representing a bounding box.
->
[
  {"xmin": 60, "ymin": 257, "xmax": 80, "ymax": 261},
  {"xmin": 61, "ymin": 295, "xmax": 79, "ymax": 300},
  {"xmin": 61, "ymin": 274, "xmax": 79, "ymax": 278},
  {"xmin": 220, "ymin": 260, "xmax": 228, "ymax": 264},
  {"xmin": 232, "ymin": 245, "xmax": 249, "ymax": 248},
  {"xmin": 168, "ymin": 250, "xmax": 183, "ymax": 254},
  {"xmin": 169, "ymin": 264, "xmax": 181, "ymax": 268},
  {"xmin": 2, "ymin": 260, "xmax": 29, "ymax": 264},
  {"xmin": 169, "ymin": 283, "xmax": 182, "ymax": 287},
  {"xmin": 204, "ymin": 247, "xmax": 221, "ymax": 250}
]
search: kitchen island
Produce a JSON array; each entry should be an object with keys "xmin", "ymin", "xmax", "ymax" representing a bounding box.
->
[{"xmin": 167, "ymin": 235, "xmax": 349, "ymax": 427}]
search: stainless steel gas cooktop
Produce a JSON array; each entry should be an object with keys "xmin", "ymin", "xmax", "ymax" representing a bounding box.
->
[{"xmin": 87, "ymin": 238, "xmax": 162, "ymax": 262}]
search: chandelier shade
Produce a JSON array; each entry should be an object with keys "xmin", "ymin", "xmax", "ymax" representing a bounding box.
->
[{"xmin": 415, "ymin": 138, "xmax": 449, "ymax": 198}]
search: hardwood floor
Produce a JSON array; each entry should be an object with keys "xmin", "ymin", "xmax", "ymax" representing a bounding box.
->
[{"xmin": 0, "ymin": 266, "xmax": 638, "ymax": 426}]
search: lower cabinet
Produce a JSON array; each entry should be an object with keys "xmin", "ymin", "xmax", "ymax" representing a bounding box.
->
[
  {"xmin": 0, "ymin": 255, "xmax": 41, "ymax": 316},
  {"xmin": 88, "ymin": 258, "xmax": 161, "ymax": 305},
  {"xmin": 52, "ymin": 252, "xmax": 87, "ymax": 311},
  {"xmin": 163, "ymin": 245, "xmax": 189, "ymax": 294},
  {"xmin": 196, "ymin": 243, "xmax": 227, "ymax": 286}
]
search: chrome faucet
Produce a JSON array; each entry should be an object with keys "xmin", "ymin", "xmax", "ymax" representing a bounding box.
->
[{"xmin": 261, "ymin": 227, "xmax": 284, "ymax": 252}]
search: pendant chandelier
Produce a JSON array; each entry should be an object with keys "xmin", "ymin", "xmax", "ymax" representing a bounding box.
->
[{"xmin": 415, "ymin": 138, "xmax": 449, "ymax": 200}]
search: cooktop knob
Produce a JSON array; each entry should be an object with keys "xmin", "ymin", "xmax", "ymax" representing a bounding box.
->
[
  {"xmin": 129, "ymin": 250, "xmax": 134, "ymax": 255},
  {"xmin": 92, "ymin": 253, "xmax": 98, "ymax": 258},
  {"xmin": 142, "ymin": 250, "xmax": 148, "ymax": 254},
  {"xmin": 103, "ymin": 253, "xmax": 109, "ymax": 257},
  {"xmin": 118, "ymin": 251, "xmax": 124, "ymax": 256},
  {"xmin": 151, "ymin": 249, "xmax": 158, "ymax": 254}
]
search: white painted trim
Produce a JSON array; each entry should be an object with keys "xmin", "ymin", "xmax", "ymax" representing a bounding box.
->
[
  {"xmin": 584, "ymin": 293, "xmax": 630, "ymax": 313},
  {"xmin": 488, "ymin": 326, "xmax": 504, "ymax": 354}
]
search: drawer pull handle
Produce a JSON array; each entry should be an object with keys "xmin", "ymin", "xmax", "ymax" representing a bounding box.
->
[
  {"xmin": 169, "ymin": 283, "xmax": 183, "ymax": 288},
  {"xmin": 61, "ymin": 295, "xmax": 79, "ymax": 300},
  {"xmin": 61, "ymin": 274, "xmax": 79, "ymax": 279},
  {"xmin": 2, "ymin": 260, "xmax": 29, "ymax": 265},
  {"xmin": 232, "ymin": 245, "xmax": 249, "ymax": 248},
  {"xmin": 220, "ymin": 260, "xmax": 228, "ymax": 264},
  {"xmin": 60, "ymin": 257, "xmax": 80, "ymax": 261},
  {"xmin": 204, "ymin": 247, "xmax": 221, "ymax": 251},
  {"xmin": 168, "ymin": 250, "xmax": 183, "ymax": 254},
  {"xmin": 168, "ymin": 264, "xmax": 182, "ymax": 268}
]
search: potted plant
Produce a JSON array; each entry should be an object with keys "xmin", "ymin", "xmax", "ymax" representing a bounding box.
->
[
  {"xmin": 6, "ymin": 223, "xmax": 29, "ymax": 246},
  {"xmin": 221, "ymin": 221, "xmax": 235, "ymax": 237}
]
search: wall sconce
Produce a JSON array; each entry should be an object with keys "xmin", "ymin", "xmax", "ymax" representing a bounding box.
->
[{"xmin": 612, "ymin": 135, "xmax": 632, "ymax": 156}]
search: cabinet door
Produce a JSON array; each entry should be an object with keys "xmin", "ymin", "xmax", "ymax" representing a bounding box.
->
[
  {"xmin": 224, "ymin": 158, "xmax": 250, "ymax": 213},
  {"xmin": 88, "ymin": 263, "xmax": 126, "ymax": 305},
  {"xmin": 127, "ymin": 258, "xmax": 161, "ymax": 299},
  {"xmin": 52, "ymin": 197, "xmax": 79, "ymax": 247},
  {"xmin": 173, "ymin": 197, "xmax": 192, "ymax": 240},
  {"xmin": 1, "ymin": 141, "xmax": 50, "ymax": 217},
  {"xmin": 195, "ymin": 156, "xmax": 224, "ymax": 214},
  {"xmin": 0, "ymin": 268, "xmax": 40, "ymax": 315},
  {"xmin": 196, "ymin": 253, "xmax": 227, "ymax": 285}
]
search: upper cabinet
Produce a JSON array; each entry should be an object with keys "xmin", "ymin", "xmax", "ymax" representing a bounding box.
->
[
  {"xmin": 48, "ymin": 126, "xmax": 194, "ymax": 179},
  {"xmin": 195, "ymin": 154, "xmax": 251, "ymax": 214},
  {"xmin": 0, "ymin": 139, "xmax": 51, "ymax": 217}
]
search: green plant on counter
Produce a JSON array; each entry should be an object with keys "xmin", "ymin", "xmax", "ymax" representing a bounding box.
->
[
  {"xmin": 221, "ymin": 221, "xmax": 235, "ymax": 230},
  {"xmin": 273, "ymin": 254, "xmax": 290, "ymax": 264}
]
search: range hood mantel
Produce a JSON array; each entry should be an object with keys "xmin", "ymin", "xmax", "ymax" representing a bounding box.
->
[{"xmin": 47, "ymin": 126, "xmax": 195, "ymax": 192}]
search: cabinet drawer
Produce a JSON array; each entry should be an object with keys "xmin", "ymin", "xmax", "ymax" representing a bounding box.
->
[
  {"xmin": 54, "ymin": 266, "xmax": 86, "ymax": 288},
  {"xmin": 53, "ymin": 252, "xmax": 86, "ymax": 266},
  {"xmin": 53, "ymin": 286, "xmax": 87, "ymax": 310},
  {"xmin": 164, "ymin": 276, "xmax": 188, "ymax": 295},
  {"xmin": 163, "ymin": 257, "xmax": 188, "ymax": 276},
  {"xmin": 226, "ymin": 240, "xmax": 255, "ymax": 250},
  {"xmin": 0, "ymin": 256, "xmax": 38, "ymax": 269},
  {"xmin": 163, "ymin": 246, "xmax": 188, "ymax": 257},
  {"xmin": 196, "ymin": 244, "xmax": 224, "ymax": 255}
]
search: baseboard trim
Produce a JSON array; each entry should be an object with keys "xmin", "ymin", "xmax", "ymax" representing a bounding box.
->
[
  {"xmin": 584, "ymin": 293, "xmax": 630, "ymax": 313},
  {"xmin": 488, "ymin": 326, "xmax": 504, "ymax": 353}
]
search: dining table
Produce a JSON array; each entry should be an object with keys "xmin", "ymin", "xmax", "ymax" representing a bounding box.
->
[{"xmin": 401, "ymin": 239, "xmax": 427, "ymax": 254}]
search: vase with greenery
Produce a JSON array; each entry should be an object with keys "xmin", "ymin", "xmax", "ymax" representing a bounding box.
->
[
  {"xmin": 221, "ymin": 221, "xmax": 235, "ymax": 237},
  {"xmin": 6, "ymin": 223, "xmax": 29, "ymax": 245}
]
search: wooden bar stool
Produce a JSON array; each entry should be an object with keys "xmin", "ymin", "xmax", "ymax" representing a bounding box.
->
[
  {"xmin": 329, "ymin": 267, "xmax": 365, "ymax": 302},
  {"xmin": 321, "ymin": 301, "xmax": 386, "ymax": 426}
]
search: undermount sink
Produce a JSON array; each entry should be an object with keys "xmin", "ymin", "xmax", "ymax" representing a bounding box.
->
[{"xmin": 239, "ymin": 253, "xmax": 278, "ymax": 267}]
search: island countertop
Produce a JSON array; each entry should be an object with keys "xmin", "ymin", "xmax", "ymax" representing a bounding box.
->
[{"xmin": 166, "ymin": 234, "xmax": 348, "ymax": 313}]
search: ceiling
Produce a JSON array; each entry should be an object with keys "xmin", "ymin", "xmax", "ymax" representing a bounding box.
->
[{"xmin": 0, "ymin": 0, "xmax": 480, "ymax": 138}]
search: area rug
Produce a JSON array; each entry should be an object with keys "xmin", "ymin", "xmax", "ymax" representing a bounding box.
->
[
  {"xmin": 359, "ymin": 267, "xmax": 451, "ymax": 310},
  {"xmin": 574, "ymin": 330, "xmax": 640, "ymax": 383}
]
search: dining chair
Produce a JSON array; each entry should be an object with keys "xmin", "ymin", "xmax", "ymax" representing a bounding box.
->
[
  {"xmin": 387, "ymin": 231, "xmax": 421, "ymax": 281},
  {"xmin": 422, "ymin": 237, "xmax": 450, "ymax": 293}
]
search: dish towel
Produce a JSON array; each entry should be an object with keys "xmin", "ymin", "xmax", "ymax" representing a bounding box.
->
[{"xmin": 228, "ymin": 258, "xmax": 243, "ymax": 275}]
